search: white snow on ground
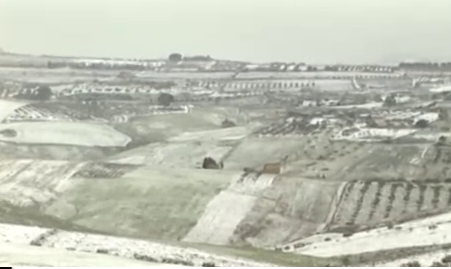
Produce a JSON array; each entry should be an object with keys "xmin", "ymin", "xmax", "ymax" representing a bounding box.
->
[
  {"xmin": 0, "ymin": 99, "xmax": 28, "ymax": 122},
  {"xmin": 0, "ymin": 223, "xmax": 47, "ymax": 244},
  {"xmin": 285, "ymin": 211, "xmax": 451, "ymax": 258},
  {"xmin": 168, "ymin": 127, "xmax": 250, "ymax": 142},
  {"xmin": 414, "ymin": 112, "xmax": 439, "ymax": 123},
  {"xmin": 0, "ymin": 242, "xmax": 173, "ymax": 267},
  {"xmin": 0, "ymin": 223, "xmax": 275, "ymax": 267},
  {"xmin": 334, "ymin": 128, "xmax": 416, "ymax": 141},
  {"xmin": 0, "ymin": 122, "xmax": 131, "ymax": 147},
  {"xmin": 183, "ymin": 173, "xmax": 275, "ymax": 245},
  {"xmin": 376, "ymin": 249, "xmax": 451, "ymax": 267},
  {"xmin": 429, "ymin": 85, "xmax": 451, "ymax": 93},
  {"xmin": 183, "ymin": 191, "xmax": 257, "ymax": 245},
  {"xmin": 411, "ymin": 131, "xmax": 451, "ymax": 141}
]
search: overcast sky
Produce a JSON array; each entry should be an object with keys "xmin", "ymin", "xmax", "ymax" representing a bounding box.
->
[{"xmin": 1, "ymin": 0, "xmax": 450, "ymax": 64}]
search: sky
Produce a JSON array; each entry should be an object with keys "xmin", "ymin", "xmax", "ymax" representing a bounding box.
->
[{"xmin": 1, "ymin": 0, "xmax": 451, "ymax": 64}]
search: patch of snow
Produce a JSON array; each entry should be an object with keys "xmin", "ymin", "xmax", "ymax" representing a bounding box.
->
[
  {"xmin": 286, "ymin": 211, "xmax": 451, "ymax": 258},
  {"xmin": 0, "ymin": 99, "xmax": 28, "ymax": 122},
  {"xmin": 0, "ymin": 122, "xmax": 131, "ymax": 147},
  {"xmin": 0, "ymin": 223, "xmax": 274, "ymax": 267}
]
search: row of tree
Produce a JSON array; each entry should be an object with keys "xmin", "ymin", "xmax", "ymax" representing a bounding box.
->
[
  {"xmin": 11, "ymin": 85, "xmax": 177, "ymax": 107},
  {"xmin": 168, "ymin": 53, "xmax": 213, "ymax": 63},
  {"xmin": 399, "ymin": 62, "xmax": 451, "ymax": 70}
]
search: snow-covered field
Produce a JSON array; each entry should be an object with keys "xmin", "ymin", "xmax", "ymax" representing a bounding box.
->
[
  {"xmin": 184, "ymin": 173, "xmax": 275, "ymax": 245},
  {"xmin": 0, "ymin": 99, "xmax": 28, "ymax": 122},
  {"xmin": 334, "ymin": 128, "xmax": 417, "ymax": 141},
  {"xmin": 167, "ymin": 127, "xmax": 250, "ymax": 142},
  {"xmin": 429, "ymin": 85, "xmax": 451, "ymax": 93},
  {"xmin": 0, "ymin": 242, "xmax": 171, "ymax": 267},
  {"xmin": 283, "ymin": 211, "xmax": 451, "ymax": 258},
  {"xmin": 0, "ymin": 223, "xmax": 275, "ymax": 267},
  {"xmin": 0, "ymin": 122, "xmax": 131, "ymax": 147}
]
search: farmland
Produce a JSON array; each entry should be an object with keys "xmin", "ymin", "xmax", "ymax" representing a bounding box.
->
[{"xmin": 1, "ymin": 50, "xmax": 451, "ymax": 266}]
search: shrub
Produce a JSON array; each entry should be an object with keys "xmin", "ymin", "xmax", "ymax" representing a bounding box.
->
[
  {"xmin": 36, "ymin": 85, "xmax": 53, "ymax": 100},
  {"xmin": 157, "ymin": 93, "xmax": 175, "ymax": 106},
  {"xmin": 133, "ymin": 253, "xmax": 158, "ymax": 263},
  {"xmin": 342, "ymin": 232, "xmax": 354, "ymax": 237},
  {"xmin": 341, "ymin": 256, "xmax": 351, "ymax": 266},
  {"xmin": 415, "ymin": 119, "xmax": 429, "ymax": 128},
  {"xmin": 401, "ymin": 261, "xmax": 421, "ymax": 267},
  {"xmin": 96, "ymin": 248, "xmax": 109, "ymax": 254},
  {"xmin": 202, "ymin": 262, "xmax": 216, "ymax": 267},
  {"xmin": 386, "ymin": 222, "xmax": 395, "ymax": 229},
  {"xmin": 168, "ymin": 53, "xmax": 183, "ymax": 62},
  {"xmin": 441, "ymin": 255, "xmax": 451, "ymax": 263},
  {"xmin": 162, "ymin": 258, "xmax": 194, "ymax": 266}
]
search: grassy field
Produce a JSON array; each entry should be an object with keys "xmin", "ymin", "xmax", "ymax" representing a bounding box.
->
[{"xmin": 43, "ymin": 166, "xmax": 235, "ymax": 241}]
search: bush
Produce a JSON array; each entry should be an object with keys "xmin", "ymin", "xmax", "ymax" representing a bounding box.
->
[
  {"xmin": 161, "ymin": 258, "xmax": 194, "ymax": 266},
  {"xmin": 415, "ymin": 119, "xmax": 429, "ymax": 128},
  {"xmin": 221, "ymin": 119, "xmax": 236, "ymax": 128},
  {"xmin": 133, "ymin": 253, "xmax": 158, "ymax": 263},
  {"xmin": 36, "ymin": 85, "xmax": 53, "ymax": 100},
  {"xmin": 341, "ymin": 256, "xmax": 351, "ymax": 266},
  {"xmin": 157, "ymin": 93, "xmax": 175, "ymax": 106},
  {"xmin": 343, "ymin": 232, "xmax": 354, "ymax": 237},
  {"xmin": 168, "ymin": 53, "xmax": 183, "ymax": 62},
  {"xmin": 431, "ymin": 261, "xmax": 447, "ymax": 267},
  {"xmin": 386, "ymin": 222, "xmax": 395, "ymax": 229},
  {"xmin": 202, "ymin": 262, "xmax": 216, "ymax": 267},
  {"xmin": 401, "ymin": 261, "xmax": 421, "ymax": 267},
  {"xmin": 96, "ymin": 248, "xmax": 109, "ymax": 254},
  {"xmin": 441, "ymin": 255, "xmax": 451, "ymax": 263}
]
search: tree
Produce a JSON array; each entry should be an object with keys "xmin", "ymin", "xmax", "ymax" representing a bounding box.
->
[
  {"xmin": 415, "ymin": 119, "xmax": 429, "ymax": 128},
  {"xmin": 401, "ymin": 261, "xmax": 421, "ymax": 267},
  {"xmin": 383, "ymin": 94, "xmax": 396, "ymax": 107},
  {"xmin": 221, "ymin": 119, "xmax": 236, "ymax": 128},
  {"xmin": 157, "ymin": 93, "xmax": 175, "ymax": 106},
  {"xmin": 168, "ymin": 53, "xmax": 183, "ymax": 62},
  {"xmin": 35, "ymin": 85, "xmax": 53, "ymax": 100}
]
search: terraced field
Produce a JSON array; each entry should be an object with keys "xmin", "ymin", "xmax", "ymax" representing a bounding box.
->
[
  {"xmin": 328, "ymin": 180, "xmax": 451, "ymax": 229},
  {"xmin": 2, "ymin": 104, "xmax": 103, "ymax": 123}
]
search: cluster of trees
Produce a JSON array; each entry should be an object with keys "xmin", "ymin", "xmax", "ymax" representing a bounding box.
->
[
  {"xmin": 399, "ymin": 62, "xmax": 451, "ymax": 70},
  {"xmin": 168, "ymin": 53, "xmax": 213, "ymax": 63},
  {"xmin": 157, "ymin": 93, "xmax": 175, "ymax": 106}
]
